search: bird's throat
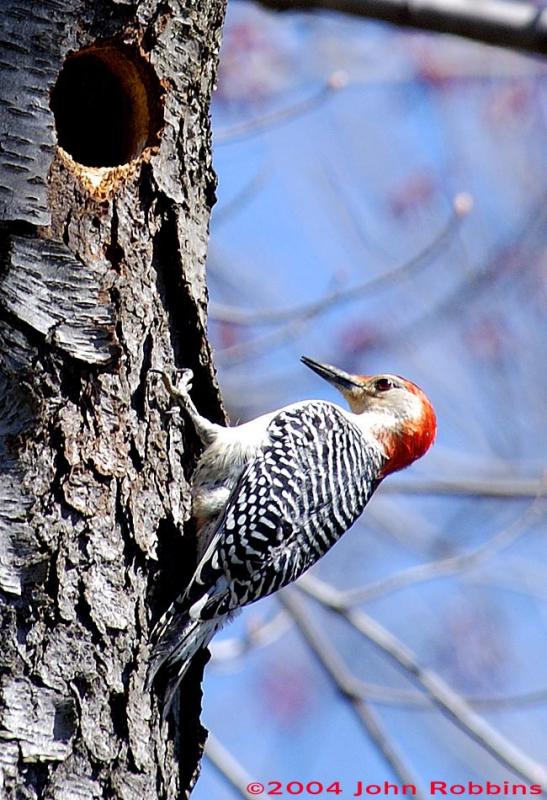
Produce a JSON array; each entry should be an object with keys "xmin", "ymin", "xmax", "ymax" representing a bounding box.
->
[{"xmin": 378, "ymin": 414, "xmax": 436, "ymax": 476}]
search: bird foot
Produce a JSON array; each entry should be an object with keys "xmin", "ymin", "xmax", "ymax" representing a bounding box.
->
[{"xmin": 150, "ymin": 368, "xmax": 194, "ymax": 409}]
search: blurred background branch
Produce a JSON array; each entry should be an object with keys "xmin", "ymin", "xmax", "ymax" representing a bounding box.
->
[
  {"xmin": 210, "ymin": 193, "xmax": 470, "ymax": 326},
  {"xmin": 280, "ymin": 591, "xmax": 428, "ymax": 798},
  {"xmin": 296, "ymin": 577, "xmax": 547, "ymax": 786},
  {"xmin": 324, "ymin": 495, "xmax": 546, "ymax": 605},
  {"xmin": 252, "ymin": 0, "xmax": 547, "ymax": 56},
  {"xmin": 205, "ymin": 734, "xmax": 255, "ymax": 800}
]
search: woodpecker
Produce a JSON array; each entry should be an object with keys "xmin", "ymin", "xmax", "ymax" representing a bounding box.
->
[{"xmin": 147, "ymin": 357, "xmax": 436, "ymax": 715}]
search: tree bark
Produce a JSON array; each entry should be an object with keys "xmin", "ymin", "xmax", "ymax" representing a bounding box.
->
[
  {"xmin": 254, "ymin": 0, "xmax": 547, "ymax": 56},
  {"xmin": 0, "ymin": 0, "xmax": 226, "ymax": 797}
]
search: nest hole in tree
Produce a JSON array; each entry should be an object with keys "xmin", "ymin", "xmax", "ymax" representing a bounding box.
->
[{"xmin": 51, "ymin": 43, "xmax": 164, "ymax": 168}]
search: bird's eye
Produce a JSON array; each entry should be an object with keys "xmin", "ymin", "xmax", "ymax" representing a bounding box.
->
[{"xmin": 375, "ymin": 378, "xmax": 394, "ymax": 392}]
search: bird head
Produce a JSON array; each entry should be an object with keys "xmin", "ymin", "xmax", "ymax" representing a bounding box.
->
[{"xmin": 301, "ymin": 356, "xmax": 436, "ymax": 476}]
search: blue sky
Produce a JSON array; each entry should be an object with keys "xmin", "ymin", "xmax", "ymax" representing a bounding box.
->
[{"xmin": 193, "ymin": 3, "xmax": 547, "ymax": 797}]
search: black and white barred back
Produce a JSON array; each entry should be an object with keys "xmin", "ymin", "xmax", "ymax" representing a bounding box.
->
[
  {"xmin": 193, "ymin": 402, "xmax": 384, "ymax": 615},
  {"xmin": 148, "ymin": 401, "xmax": 385, "ymax": 711}
]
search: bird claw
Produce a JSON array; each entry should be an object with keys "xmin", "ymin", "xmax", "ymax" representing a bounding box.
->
[
  {"xmin": 174, "ymin": 368, "xmax": 194, "ymax": 396},
  {"xmin": 150, "ymin": 368, "xmax": 194, "ymax": 407}
]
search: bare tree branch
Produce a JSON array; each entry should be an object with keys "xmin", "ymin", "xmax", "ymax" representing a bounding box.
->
[
  {"xmin": 279, "ymin": 591, "xmax": 427, "ymax": 798},
  {"xmin": 216, "ymin": 316, "xmax": 308, "ymax": 365},
  {"xmin": 205, "ymin": 733, "xmax": 254, "ymax": 800},
  {"xmin": 252, "ymin": 0, "xmax": 547, "ymax": 57},
  {"xmin": 382, "ymin": 191, "xmax": 547, "ymax": 352},
  {"xmin": 280, "ymin": 673, "xmax": 547, "ymax": 711},
  {"xmin": 215, "ymin": 72, "xmax": 347, "ymax": 144},
  {"xmin": 383, "ymin": 476, "xmax": 547, "ymax": 499},
  {"xmin": 208, "ymin": 595, "xmax": 547, "ymax": 712},
  {"xmin": 467, "ymin": 570, "xmax": 547, "ymax": 605},
  {"xmin": 296, "ymin": 575, "xmax": 547, "ymax": 788},
  {"xmin": 212, "ymin": 166, "xmax": 270, "ymax": 227},
  {"xmin": 210, "ymin": 609, "xmax": 291, "ymax": 661},
  {"xmin": 211, "ymin": 193, "xmax": 471, "ymax": 327},
  {"xmin": 216, "ymin": 187, "xmax": 546, "ymax": 367},
  {"xmin": 214, "ymin": 194, "xmax": 471, "ymax": 365},
  {"xmin": 340, "ymin": 496, "xmax": 546, "ymax": 605}
]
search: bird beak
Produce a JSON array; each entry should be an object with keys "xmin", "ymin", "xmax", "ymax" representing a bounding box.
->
[{"xmin": 301, "ymin": 356, "xmax": 362, "ymax": 391}]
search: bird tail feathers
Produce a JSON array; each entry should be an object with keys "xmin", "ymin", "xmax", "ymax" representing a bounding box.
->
[{"xmin": 146, "ymin": 608, "xmax": 221, "ymax": 719}]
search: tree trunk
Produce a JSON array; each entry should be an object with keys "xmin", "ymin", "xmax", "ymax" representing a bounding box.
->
[{"xmin": 0, "ymin": 1, "xmax": 226, "ymax": 797}]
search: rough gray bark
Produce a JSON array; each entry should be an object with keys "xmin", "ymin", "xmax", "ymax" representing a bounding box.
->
[
  {"xmin": 0, "ymin": 0, "xmax": 226, "ymax": 797},
  {"xmin": 255, "ymin": 0, "xmax": 547, "ymax": 56}
]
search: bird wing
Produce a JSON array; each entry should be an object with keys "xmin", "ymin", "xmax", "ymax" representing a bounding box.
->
[{"xmin": 187, "ymin": 401, "xmax": 385, "ymax": 620}]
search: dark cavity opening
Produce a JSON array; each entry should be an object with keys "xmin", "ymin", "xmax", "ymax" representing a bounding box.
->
[{"xmin": 51, "ymin": 43, "xmax": 163, "ymax": 168}]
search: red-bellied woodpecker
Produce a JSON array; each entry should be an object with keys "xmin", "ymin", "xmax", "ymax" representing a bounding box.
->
[{"xmin": 147, "ymin": 357, "xmax": 436, "ymax": 714}]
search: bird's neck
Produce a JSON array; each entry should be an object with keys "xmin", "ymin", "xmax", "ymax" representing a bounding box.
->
[
  {"xmin": 345, "ymin": 408, "xmax": 435, "ymax": 477},
  {"xmin": 376, "ymin": 416, "xmax": 436, "ymax": 476}
]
